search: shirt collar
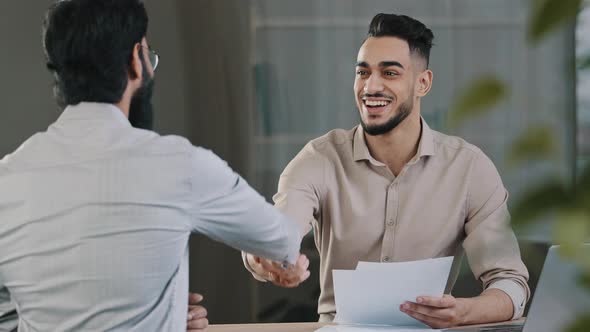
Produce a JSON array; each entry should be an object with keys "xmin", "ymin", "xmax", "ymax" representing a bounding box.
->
[
  {"xmin": 56, "ymin": 102, "xmax": 131, "ymax": 127},
  {"xmin": 353, "ymin": 116, "xmax": 436, "ymax": 163}
]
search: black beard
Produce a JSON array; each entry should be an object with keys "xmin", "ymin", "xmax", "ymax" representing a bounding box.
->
[
  {"xmin": 361, "ymin": 98, "xmax": 413, "ymax": 136},
  {"xmin": 128, "ymin": 62, "xmax": 155, "ymax": 130}
]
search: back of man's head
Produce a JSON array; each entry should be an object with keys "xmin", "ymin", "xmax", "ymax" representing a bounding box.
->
[
  {"xmin": 43, "ymin": 0, "xmax": 148, "ymax": 107},
  {"xmin": 367, "ymin": 13, "xmax": 434, "ymax": 68}
]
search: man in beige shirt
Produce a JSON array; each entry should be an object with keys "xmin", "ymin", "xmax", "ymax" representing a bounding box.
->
[{"xmin": 243, "ymin": 13, "xmax": 529, "ymax": 329}]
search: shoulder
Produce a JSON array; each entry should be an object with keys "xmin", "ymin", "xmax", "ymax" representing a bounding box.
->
[
  {"xmin": 432, "ymin": 131, "xmax": 502, "ymax": 190},
  {"xmin": 430, "ymin": 130, "xmax": 495, "ymax": 166},
  {"xmin": 120, "ymin": 131, "xmax": 208, "ymax": 172},
  {"xmin": 286, "ymin": 128, "xmax": 355, "ymax": 173},
  {"xmin": 0, "ymin": 132, "xmax": 48, "ymax": 171},
  {"xmin": 132, "ymin": 130, "xmax": 193, "ymax": 154},
  {"xmin": 432, "ymin": 130, "xmax": 480, "ymax": 157},
  {"xmin": 308, "ymin": 128, "xmax": 354, "ymax": 150},
  {"xmin": 142, "ymin": 134, "xmax": 232, "ymax": 173}
]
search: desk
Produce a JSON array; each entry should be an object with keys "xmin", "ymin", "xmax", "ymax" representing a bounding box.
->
[{"xmin": 208, "ymin": 319, "xmax": 525, "ymax": 332}]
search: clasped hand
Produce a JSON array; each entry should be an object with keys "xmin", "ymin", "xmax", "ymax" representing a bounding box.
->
[{"xmin": 248, "ymin": 253, "xmax": 311, "ymax": 288}]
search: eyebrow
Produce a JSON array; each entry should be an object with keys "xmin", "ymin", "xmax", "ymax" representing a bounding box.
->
[{"xmin": 355, "ymin": 61, "xmax": 405, "ymax": 69}]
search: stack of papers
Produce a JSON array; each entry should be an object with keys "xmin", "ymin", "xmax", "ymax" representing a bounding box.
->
[{"xmin": 325, "ymin": 256, "xmax": 453, "ymax": 331}]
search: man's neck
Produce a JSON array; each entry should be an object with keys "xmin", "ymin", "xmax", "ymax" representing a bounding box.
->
[
  {"xmin": 364, "ymin": 112, "xmax": 422, "ymax": 177},
  {"xmin": 115, "ymin": 79, "xmax": 135, "ymax": 119},
  {"xmin": 115, "ymin": 98, "xmax": 130, "ymax": 119}
]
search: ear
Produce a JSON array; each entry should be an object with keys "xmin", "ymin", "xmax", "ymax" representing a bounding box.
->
[
  {"xmin": 128, "ymin": 43, "xmax": 143, "ymax": 84},
  {"xmin": 415, "ymin": 69, "xmax": 433, "ymax": 98}
]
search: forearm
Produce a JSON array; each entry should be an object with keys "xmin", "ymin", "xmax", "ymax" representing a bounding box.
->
[{"xmin": 460, "ymin": 288, "xmax": 514, "ymax": 325}]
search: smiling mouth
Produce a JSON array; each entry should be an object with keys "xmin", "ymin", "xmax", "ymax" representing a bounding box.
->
[{"xmin": 363, "ymin": 99, "xmax": 392, "ymax": 108}]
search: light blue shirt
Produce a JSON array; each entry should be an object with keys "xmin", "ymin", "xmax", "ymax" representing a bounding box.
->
[{"xmin": 0, "ymin": 103, "xmax": 300, "ymax": 331}]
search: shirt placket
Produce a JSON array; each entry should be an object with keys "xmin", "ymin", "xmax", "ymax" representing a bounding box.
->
[{"xmin": 380, "ymin": 179, "xmax": 398, "ymax": 262}]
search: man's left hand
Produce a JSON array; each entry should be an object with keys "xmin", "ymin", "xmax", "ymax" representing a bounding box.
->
[
  {"xmin": 400, "ymin": 294, "xmax": 468, "ymax": 329},
  {"xmin": 187, "ymin": 293, "xmax": 208, "ymax": 331}
]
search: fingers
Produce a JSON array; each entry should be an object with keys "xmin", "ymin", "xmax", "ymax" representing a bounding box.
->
[
  {"xmin": 187, "ymin": 305, "xmax": 207, "ymax": 320},
  {"xmin": 415, "ymin": 294, "xmax": 455, "ymax": 308},
  {"xmin": 254, "ymin": 253, "xmax": 311, "ymax": 288},
  {"xmin": 186, "ymin": 317, "xmax": 209, "ymax": 331},
  {"xmin": 267, "ymin": 268, "xmax": 311, "ymax": 288},
  {"xmin": 296, "ymin": 254, "xmax": 309, "ymax": 269},
  {"xmin": 274, "ymin": 254, "xmax": 310, "ymax": 286},
  {"xmin": 400, "ymin": 305, "xmax": 449, "ymax": 329},
  {"xmin": 400, "ymin": 298, "xmax": 461, "ymax": 328},
  {"xmin": 187, "ymin": 303, "xmax": 208, "ymax": 331},
  {"xmin": 258, "ymin": 258, "xmax": 286, "ymax": 275},
  {"xmin": 401, "ymin": 301, "xmax": 454, "ymax": 320},
  {"xmin": 277, "ymin": 270, "xmax": 311, "ymax": 288},
  {"xmin": 188, "ymin": 293, "xmax": 203, "ymax": 305}
]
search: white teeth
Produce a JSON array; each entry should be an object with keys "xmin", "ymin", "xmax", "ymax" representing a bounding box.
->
[{"xmin": 364, "ymin": 100, "xmax": 390, "ymax": 107}]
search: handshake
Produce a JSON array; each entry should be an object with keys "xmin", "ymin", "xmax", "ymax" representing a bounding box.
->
[{"xmin": 245, "ymin": 253, "xmax": 311, "ymax": 288}]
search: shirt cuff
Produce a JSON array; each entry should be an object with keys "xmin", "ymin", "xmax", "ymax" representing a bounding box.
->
[
  {"xmin": 241, "ymin": 251, "xmax": 268, "ymax": 283},
  {"xmin": 487, "ymin": 279, "xmax": 527, "ymax": 320}
]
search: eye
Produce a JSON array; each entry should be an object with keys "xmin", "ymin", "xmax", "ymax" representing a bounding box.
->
[
  {"xmin": 384, "ymin": 71, "xmax": 398, "ymax": 77},
  {"xmin": 356, "ymin": 69, "xmax": 369, "ymax": 76}
]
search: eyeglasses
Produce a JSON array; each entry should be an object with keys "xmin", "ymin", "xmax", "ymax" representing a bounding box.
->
[{"xmin": 142, "ymin": 45, "xmax": 159, "ymax": 72}]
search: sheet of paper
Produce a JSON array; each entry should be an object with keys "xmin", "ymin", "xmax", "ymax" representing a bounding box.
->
[
  {"xmin": 315, "ymin": 325, "xmax": 439, "ymax": 332},
  {"xmin": 333, "ymin": 256, "xmax": 453, "ymax": 327}
]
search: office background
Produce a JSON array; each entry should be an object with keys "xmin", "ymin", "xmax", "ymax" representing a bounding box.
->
[{"xmin": 0, "ymin": 0, "xmax": 587, "ymax": 325}]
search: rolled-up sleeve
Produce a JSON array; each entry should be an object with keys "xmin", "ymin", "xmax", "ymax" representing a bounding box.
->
[
  {"xmin": 463, "ymin": 150, "xmax": 530, "ymax": 319},
  {"xmin": 189, "ymin": 147, "xmax": 301, "ymax": 264},
  {"xmin": 488, "ymin": 279, "xmax": 527, "ymax": 319}
]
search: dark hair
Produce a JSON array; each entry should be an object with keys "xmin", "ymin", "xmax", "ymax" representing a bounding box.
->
[
  {"xmin": 367, "ymin": 13, "xmax": 434, "ymax": 67},
  {"xmin": 42, "ymin": 0, "xmax": 148, "ymax": 107}
]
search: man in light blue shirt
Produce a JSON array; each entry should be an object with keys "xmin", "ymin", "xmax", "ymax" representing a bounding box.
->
[{"xmin": 0, "ymin": 0, "xmax": 308, "ymax": 331}]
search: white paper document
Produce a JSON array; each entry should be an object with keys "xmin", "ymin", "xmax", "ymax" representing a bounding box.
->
[{"xmin": 332, "ymin": 256, "xmax": 453, "ymax": 328}]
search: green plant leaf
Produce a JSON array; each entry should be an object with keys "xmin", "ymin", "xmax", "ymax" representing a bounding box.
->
[
  {"xmin": 511, "ymin": 180, "xmax": 570, "ymax": 226},
  {"xmin": 507, "ymin": 126, "xmax": 557, "ymax": 165},
  {"xmin": 566, "ymin": 313, "xmax": 590, "ymax": 332},
  {"xmin": 554, "ymin": 210, "xmax": 590, "ymax": 258},
  {"xmin": 580, "ymin": 272, "xmax": 590, "ymax": 290},
  {"xmin": 448, "ymin": 76, "xmax": 507, "ymax": 128},
  {"xmin": 527, "ymin": 0, "xmax": 583, "ymax": 44}
]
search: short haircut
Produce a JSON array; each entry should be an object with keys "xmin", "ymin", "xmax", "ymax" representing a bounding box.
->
[
  {"xmin": 367, "ymin": 13, "xmax": 434, "ymax": 68},
  {"xmin": 43, "ymin": 0, "xmax": 149, "ymax": 106}
]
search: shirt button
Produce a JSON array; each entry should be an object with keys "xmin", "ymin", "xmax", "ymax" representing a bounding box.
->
[
  {"xmin": 387, "ymin": 219, "xmax": 394, "ymax": 226},
  {"xmin": 382, "ymin": 256, "xmax": 391, "ymax": 262}
]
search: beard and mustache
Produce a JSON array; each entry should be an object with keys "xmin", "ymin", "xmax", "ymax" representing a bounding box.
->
[
  {"xmin": 360, "ymin": 93, "xmax": 414, "ymax": 136},
  {"xmin": 128, "ymin": 55, "xmax": 155, "ymax": 130}
]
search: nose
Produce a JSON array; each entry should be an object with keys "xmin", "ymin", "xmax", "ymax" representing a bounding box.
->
[{"xmin": 364, "ymin": 73, "xmax": 384, "ymax": 94}]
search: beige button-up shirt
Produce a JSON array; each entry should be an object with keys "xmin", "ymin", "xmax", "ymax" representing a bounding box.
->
[{"xmin": 247, "ymin": 119, "xmax": 529, "ymax": 321}]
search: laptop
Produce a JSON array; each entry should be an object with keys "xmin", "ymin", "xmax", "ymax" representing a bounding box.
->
[{"xmin": 448, "ymin": 244, "xmax": 590, "ymax": 332}]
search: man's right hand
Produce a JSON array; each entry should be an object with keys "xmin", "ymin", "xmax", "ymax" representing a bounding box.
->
[{"xmin": 246, "ymin": 253, "xmax": 311, "ymax": 288}]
